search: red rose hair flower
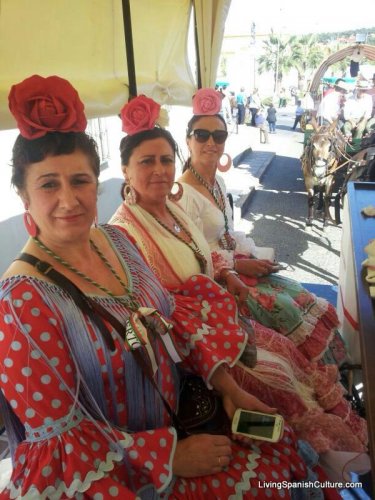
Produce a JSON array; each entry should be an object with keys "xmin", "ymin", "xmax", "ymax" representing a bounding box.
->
[
  {"xmin": 120, "ymin": 95, "xmax": 161, "ymax": 135},
  {"xmin": 192, "ymin": 88, "xmax": 223, "ymax": 115},
  {"xmin": 8, "ymin": 74, "xmax": 87, "ymax": 139}
]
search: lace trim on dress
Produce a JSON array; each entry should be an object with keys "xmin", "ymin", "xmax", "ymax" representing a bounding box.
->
[
  {"xmin": 7, "ymin": 432, "xmax": 133, "ymax": 499},
  {"xmin": 25, "ymin": 408, "xmax": 84, "ymax": 442},
  {"xmin": 228, "ymin": 450, "xmax": 260, "ymax": 499}
]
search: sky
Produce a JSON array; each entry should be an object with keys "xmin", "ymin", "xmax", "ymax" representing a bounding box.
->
[{"xmin": 225, "ymin": 0, "xmax": 375, "ymax": 36}]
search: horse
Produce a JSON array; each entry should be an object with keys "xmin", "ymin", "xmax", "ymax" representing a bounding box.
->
[{"xmin": 301, "ymin": 120, "xmax": 347, "ymax": 227}]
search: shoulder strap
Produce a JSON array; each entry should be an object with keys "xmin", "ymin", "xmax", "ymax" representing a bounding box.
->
[
  {"xmin": 17, "ymin": 252, "xmax": 116, "ymax": 351},
  {"xmin": 16, "ymin": 252, "xmax": 186, "ymax": 434}
]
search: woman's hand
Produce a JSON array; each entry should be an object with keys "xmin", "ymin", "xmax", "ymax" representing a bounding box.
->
[
  {"xmin": 234, "ymin": 258, "xmax": 275, "ymax": 278},
  {"xmin": 173, "ymin": 434, "xmax": 232, "ymax": 477},
  {"xmin": 210, "ymin": 367, "xmax": 276, "ymax": 421},
  {"xmin": 224, "ymin": 272, "xmax": 250, "ymax": 314},
  {"xmin": 222, "ymin": 385, "xmax": 276, "ymax": 422}
]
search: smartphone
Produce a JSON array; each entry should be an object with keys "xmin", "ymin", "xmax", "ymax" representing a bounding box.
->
[
  {"xmin": 231, "ymin": 409, "xmax": 284, "ymax": 443},
  {"xmin": 271, "ymin": 263, "xmax": 288, "ymax": 272}
]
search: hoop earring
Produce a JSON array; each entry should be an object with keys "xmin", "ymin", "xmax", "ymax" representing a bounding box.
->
[
  {"xmin": 217, "ymin": 153, "xmax": 232, "ymax": 172},
  {"xmin": 93, "ymin": 210, "xmax": 98, "ymax": 228},
  {"xmin": 168, "ymin": 181, "xmax": 183, "ymax": 202},
  {"xmin": 23, "ymin": 210, "xmax": 38, "ymax": 237},
  {"xmin": 124, "ymin": 184, "xmax": 138, "ymax": 205}
]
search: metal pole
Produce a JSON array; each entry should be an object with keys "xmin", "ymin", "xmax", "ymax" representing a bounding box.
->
[
  {"xmin": 121, "ymin": 0, "xmax": 137, "ymax": 99},
  {"xmin": 193, "ymin": 1, "xmax": 202, "ymax": 89}
]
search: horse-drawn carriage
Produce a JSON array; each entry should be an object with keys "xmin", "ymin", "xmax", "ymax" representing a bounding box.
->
[{"xmin": 301, "ymin": 43, "xmax": 375, "ymax": 227}]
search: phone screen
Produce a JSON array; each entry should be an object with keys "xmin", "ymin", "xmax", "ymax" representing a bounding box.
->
[{"xmin": 237, "ymin": 412, "xmax": 276, "ymax": 439}]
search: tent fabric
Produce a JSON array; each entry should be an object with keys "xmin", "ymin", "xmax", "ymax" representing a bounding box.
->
[
  {"xmin": 0, "ymin": 0, "xmax": 230, "ymax": 131},
  {"xmin": 193, "ymin": 0, "xmax": 231, "ymax": 88}
]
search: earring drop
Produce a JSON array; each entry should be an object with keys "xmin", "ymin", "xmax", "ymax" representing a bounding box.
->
[
  {"xmin": 23, "ymin": 210, "xmax": 38, "ymax": 237},
  {"xmin": 217, "ymin": 153, "xmax": 232, "ymax": 172}
]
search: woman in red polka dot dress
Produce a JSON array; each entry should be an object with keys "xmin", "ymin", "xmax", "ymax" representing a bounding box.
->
[{"xmin": 0, "ymin": 75, "xmax": 328, "ymax": 499}]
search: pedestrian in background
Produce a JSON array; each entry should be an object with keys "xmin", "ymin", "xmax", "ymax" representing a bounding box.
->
[
  {"xmin": 248, "ymin": 88, "xmax": 261, "ymax": 126},
  {"xmin": 266, "ymin": 103, "xmax": 277, "ymax": 133},
  {"xmin": 255, "ymin": 108, "xmax": 269, "ymax": 143},
  {"xmin": 235, "ymin": 87, "xmax": 247, "ymax": 124},
  {"xmin": 292, "ymin": 100, "xmax": 304, "ymax": 131},
  {"xmin": 278, "ymin": 88, "xmax": 287, "ymax": 108}
]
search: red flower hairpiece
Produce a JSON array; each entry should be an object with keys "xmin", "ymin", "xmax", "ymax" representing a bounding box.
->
[
  {"xmin": 8, "ymin": 74, "xmax": 87, "ymax": 139},
  {"xmin": 192, "ymin": 88, "xmax": 223, "ymax": 115},
  {"xmin": 120, "ymin": 95, "xmax": 161, "ymax": 135}
]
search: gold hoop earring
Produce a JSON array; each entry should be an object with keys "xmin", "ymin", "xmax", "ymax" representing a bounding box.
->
[
  {"xmin": 124, "ymin": 184, "xmax": 138, "ymax": 205},
  {"xmin": 168, "ymin": 181, "xmax": 184, "ymax": 202},
  {"xmin": 217, "ymin": 153, "xmax": 232, "ymax": 172}
]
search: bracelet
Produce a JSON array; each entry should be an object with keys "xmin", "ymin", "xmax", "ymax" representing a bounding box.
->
[{"xmin": 223, "ymin": 269, "xmax": 239, "ymax": 279}]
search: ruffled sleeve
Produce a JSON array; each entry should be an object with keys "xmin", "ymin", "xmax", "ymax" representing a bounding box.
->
[
  {"xmin": 167, "ymin": 275, "xmax": 248, "ymax": 386},
  {"xmin": 0, "ymin": 278, "xmax": 177, "ymax": 498}
]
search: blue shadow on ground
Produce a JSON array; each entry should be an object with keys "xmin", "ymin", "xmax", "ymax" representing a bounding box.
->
[{"xmin": 301, "ymin": 283, "xmax": 338, "ymax": 307}]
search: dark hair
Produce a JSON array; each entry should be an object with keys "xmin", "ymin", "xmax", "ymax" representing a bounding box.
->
[
  {"xmin": 120, "ymin": 127, "xmax": 179, "ymax": 166},
  {"xmin": 11, "ymin": 131, "xmax": 100, "ymax": 190},
  {"xmin": 185, "ymin": 113, "xmax": 227, "ymax": 138}
]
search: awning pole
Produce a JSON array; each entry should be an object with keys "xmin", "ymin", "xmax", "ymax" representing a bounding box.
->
[
  {"xmin": 192, "ymin": 1, "xmax": 202, "ymax": 89},
  {"xmin": 121, "ymin": 0, "xmax": 137, "ymax": 99}
]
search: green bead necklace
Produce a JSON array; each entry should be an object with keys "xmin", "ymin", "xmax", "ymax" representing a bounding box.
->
[{"xmin": 33, "ymin": 237, "xmax": 140, "ymax": 310}]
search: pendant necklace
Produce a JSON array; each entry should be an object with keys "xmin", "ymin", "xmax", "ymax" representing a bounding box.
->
[
  {"xmin": 149, "ymin": 206, "xmax": 207, "ymax": 274},
  {"xmin": 188, "ymin": 161, "xmax": 236, "ymax": 251}
]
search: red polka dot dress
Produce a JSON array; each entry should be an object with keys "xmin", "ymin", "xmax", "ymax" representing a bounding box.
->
[{"xmin": 0, "ymin": 226, "xmax": 323, "ymax": 499}]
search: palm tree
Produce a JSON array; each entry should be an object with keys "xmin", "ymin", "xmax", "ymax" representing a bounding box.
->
[
  {"xmin": 257, "ymin": 30, "xmax": 294, "ymax": 92},
  {"xmin": 289, "ymin": 35, "xmax": 325, "ymax": 90}
]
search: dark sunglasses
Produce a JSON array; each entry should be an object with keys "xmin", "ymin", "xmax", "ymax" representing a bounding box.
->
[{"xmin": 189, "ymin": 129, "xmax": 228, "ymax": 144}]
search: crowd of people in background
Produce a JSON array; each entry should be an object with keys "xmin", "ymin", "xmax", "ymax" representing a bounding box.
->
[{"xmin": 216, "ymin": 74, "xmax": 375, "ymax": 141}]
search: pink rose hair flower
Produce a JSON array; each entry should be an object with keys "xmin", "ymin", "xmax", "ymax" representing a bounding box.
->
[
  {"xmin": 121, "ymin": 95, "xmax": 161, "ymax": 135},
  {"xmin": 8, "ymin": 75, "xmax": 87, "ymax": 139},
  {"xmin": 192, "ymin": 88, "xmax": 223, "ymax": 115}
]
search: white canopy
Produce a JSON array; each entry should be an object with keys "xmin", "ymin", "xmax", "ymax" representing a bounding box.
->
[{"xmin": 0, "ymin": 0, "xmax": 231, "ymax": 131}]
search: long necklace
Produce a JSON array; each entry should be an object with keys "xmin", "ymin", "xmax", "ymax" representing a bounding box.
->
[
  {"xmin": 188, "ymin": 162, "xmax": 236, "ymax": 251},
  {"xmin": 148, "ymin": 206, "xmax": 207, "ymax": 274},
  {"xmin": 33, "ymin": 237, "xmax": 140, "ymax": 310}
]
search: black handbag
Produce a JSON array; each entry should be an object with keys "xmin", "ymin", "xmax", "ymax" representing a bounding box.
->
[
  {"xmin": 17, "ymin": 252, "xmax": 230, "ymax": 439},
  {"xmin": 177, "ymin": 373, "xmax": 230, "ymax": 438}
]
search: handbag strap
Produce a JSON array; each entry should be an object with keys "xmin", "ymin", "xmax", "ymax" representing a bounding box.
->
[
  {"xmin": 17, "ymin": 252, "xmax": 116, "ymax": 351},
  {"xmin": 16, "ymin": 252, "xmax": 186, "ymax": 435}
]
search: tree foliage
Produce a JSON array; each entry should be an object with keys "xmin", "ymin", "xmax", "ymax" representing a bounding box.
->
[{"xmin": 257, "ymin": 28, "xmax": 375, "ymax": 92}]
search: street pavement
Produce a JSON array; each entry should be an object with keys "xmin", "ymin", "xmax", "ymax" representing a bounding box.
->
[{"xmin": 221, "ymin": 106, "xmax": 343, "ymax": 296}]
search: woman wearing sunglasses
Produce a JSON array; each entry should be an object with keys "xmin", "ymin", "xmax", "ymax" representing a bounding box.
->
[
  {"xmin": 110, "ymin": 94, "xmax": 367, "ymax": 458},
  {"xmin": 178, "ymin": 88, "xmax": 347, "ymax": 368}
]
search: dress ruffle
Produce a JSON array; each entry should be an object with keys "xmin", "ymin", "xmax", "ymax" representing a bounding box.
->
[
  {"xmin": 168, "ymin": 275, "xmax": 248, "ymax": 383},
  {"xmin": 229, "ymin": 321, "xmax": 368, "ymax": 454},
  {"xmin": 5, "ymin": 418, "xmax": 175, "ymax": 499}
]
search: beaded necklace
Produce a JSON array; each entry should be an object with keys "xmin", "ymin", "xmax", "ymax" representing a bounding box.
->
[
  {"xmin": 188, "ymin": 162, "xmax": 236, "ymax": 251},
  {"xmin": 148, "ymin": 205, "xmax": 207, "ymax": 274},
  {"xmin": 33, "ymin": 237, "xmax": 140, "ymax": 310}
]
